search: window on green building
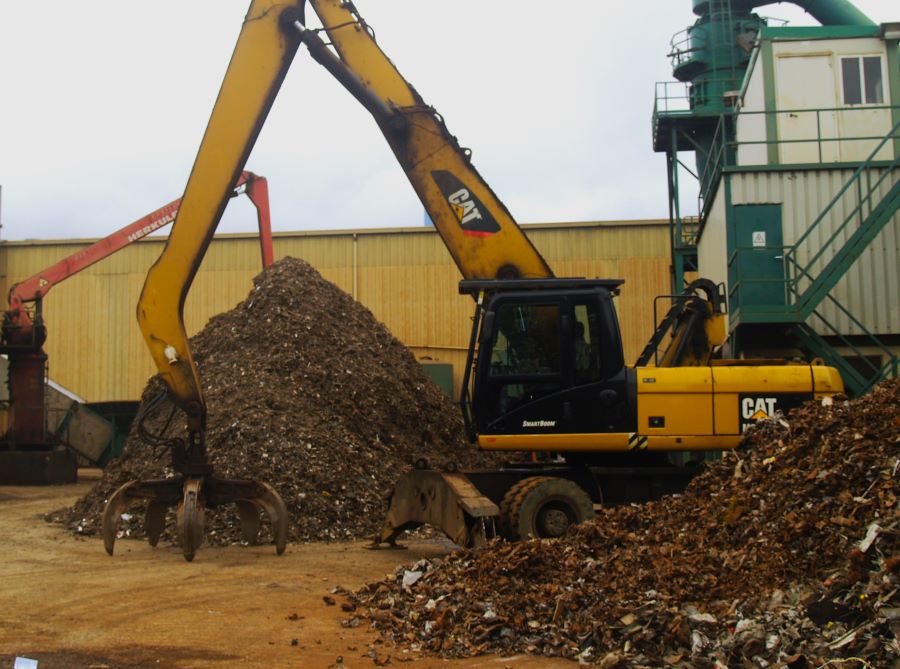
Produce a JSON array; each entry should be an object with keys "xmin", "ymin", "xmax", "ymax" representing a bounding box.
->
[{"xmin": 841, "ymin": 56, "xmax": 884, "ymax": 105}]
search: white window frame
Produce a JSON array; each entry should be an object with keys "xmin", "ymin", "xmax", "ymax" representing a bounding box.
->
[{"xmin": 839, "ymin": 54, "xmax": 885, "ymax": 107}]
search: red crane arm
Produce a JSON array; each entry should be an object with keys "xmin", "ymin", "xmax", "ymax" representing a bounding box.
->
[{"xmin": 4, "ymin": 171, "xmax": 273, "ymax": 344}]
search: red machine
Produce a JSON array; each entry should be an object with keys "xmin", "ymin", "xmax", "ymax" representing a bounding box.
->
[{"xmin": 0, "ymin": 171, "xmax": 274, "ymax": 484}]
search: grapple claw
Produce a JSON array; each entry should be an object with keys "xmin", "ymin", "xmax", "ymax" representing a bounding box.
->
[
  {"xmin": 235, "ymin": 499, "xmax": 261, "ymax": 544},
  {"xmin": 177, "ymin": 477, "xmax": 205, "ymax": 562},
  {"xmin": 102, "ymin": 480, "xmax": 138, "ymax": 556},
  {"xmin": 101, "ymin": 472, "xmax": 289, "ymax": 560},
  {"xmin": 146, "ymin": 501, "xmax": 168, "ymax": 547},
  {"xmin": 247, "ymin": 482, "xmax": 288, "ymax": 555},
  {"xmin": 111, "ymin": 394, "xmax": 288, "ymax": 560}
]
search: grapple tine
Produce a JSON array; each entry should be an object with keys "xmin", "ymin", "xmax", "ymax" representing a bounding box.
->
[
  {"xmin": 146, "ymin": 501, "xmax": 168, "ymax": 547},
  {"xmin": 235, "ymin": 499, "xmax": 261, "ymax": 545},
  {"xmin": 101, "ymin": 480, "xmax": 138, "ymax": 556},
  {"xmin": 249, "ymin": 482, "xmax": 288, "ymax": 555},
  {"xmin": 177, "ymin": 477, "xmax": 205, "ymax": 562}
]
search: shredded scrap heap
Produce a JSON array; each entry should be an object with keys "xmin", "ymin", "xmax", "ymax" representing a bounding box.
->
[
  {"xmin": 50, "ymin": 256, "xmax": 494, "ymax": 544},
  {"xmin": 348, "ymin": 379, "xmax": 899, "ymax": 667}
]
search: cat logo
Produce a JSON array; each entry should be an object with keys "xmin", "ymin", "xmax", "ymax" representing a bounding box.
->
[
  {"xmin": 742, "ymin": 397, "xmax": 777, "ymax": 420},
  {"xmin": 431, "ymin": 170, "xmax": 501, "ymax": 236},
  {"xmin": 740, "ymin": 396, "xmax": 779, "ymax": 432},
  {"xmin": 739, "ymin": 393, "xmax": 811, "ymax": 433},
  {"xmin": 447, "ymin": 188, "xmax": 482, "ymax": 226}
]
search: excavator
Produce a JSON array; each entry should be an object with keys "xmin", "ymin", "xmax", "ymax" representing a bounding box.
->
[
  {"xmin": 0, "ymin": 171, "xmax": 272, "ymax": 485},
  {"xmin": 101, "ymin": 0, "xmax": 844, "ymax": 560}
]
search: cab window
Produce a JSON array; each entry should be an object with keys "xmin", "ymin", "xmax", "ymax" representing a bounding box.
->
[
  {"xmin": 490, "ymin": 304, "xmax": 560, "ymax": 377},
  {"xmin": 573, "ymin": 303, "xmax": 602, "ymax": 382}
]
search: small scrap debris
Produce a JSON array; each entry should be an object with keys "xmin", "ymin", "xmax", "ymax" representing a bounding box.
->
[
  {"xmin": 47, "ymin": 257, "xmax": 498, "ymax": 545},
  {"xmin": 349, "ymin": 379, "xmax": 899, "ymax": 667}
]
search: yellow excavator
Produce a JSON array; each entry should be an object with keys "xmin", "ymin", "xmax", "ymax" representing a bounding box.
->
[{"xmin": 102, "ymin": 0, "xmax": 843, "ymax": 560}]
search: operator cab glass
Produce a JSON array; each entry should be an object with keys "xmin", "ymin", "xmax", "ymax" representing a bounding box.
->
[{"xmin": 472, "ymin": 285, "xmax": 633, "ymax": 436}]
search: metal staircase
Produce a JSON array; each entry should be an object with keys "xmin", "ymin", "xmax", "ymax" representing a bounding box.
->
[
  {"xmin": 785, "ymin": 121, "xmax": 900, "ymax": 319},
  {"xmin": 781, "ymin": 120, "xmax": 900, "ymax": 394},
  {"xmin": 793, "ymin": 312, "xmax": 897, "ymax": 396}
]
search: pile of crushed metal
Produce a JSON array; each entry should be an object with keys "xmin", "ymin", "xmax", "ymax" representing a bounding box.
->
[
  {"xmin": 346, "ymin": 378, "xmax": 899, "ymax": 667},
  {"xmin": 48, "ymin": 257, "xmax": 494, "ymax": 544}
]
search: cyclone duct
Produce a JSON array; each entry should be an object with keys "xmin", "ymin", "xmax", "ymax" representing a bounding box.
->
[{"xmin": 692, "ymin": 0, "xmax": 874, "ymax": 26}]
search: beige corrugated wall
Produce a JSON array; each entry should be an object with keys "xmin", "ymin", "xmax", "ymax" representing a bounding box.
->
[{"xmin": 0, "ymin": 220, "xmax": 670, "ymax": 402}]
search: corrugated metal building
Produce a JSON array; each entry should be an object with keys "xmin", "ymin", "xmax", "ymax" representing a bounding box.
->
[
  {"xmin": 0, "ymin": 219, "xmax": 671, "ymax": 403},
  {"xmin": 717, "ymin": 169, "xmax": 899, "ymax": 335}
]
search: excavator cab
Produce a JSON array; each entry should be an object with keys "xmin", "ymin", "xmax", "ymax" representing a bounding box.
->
[{"xmin": 460, "ymin": 279, "xmax": 636, "ymax": 445}]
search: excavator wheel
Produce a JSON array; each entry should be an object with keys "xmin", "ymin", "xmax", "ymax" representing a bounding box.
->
[{"xmin": 499, "ymin": 476, "xmax": 594, "ymax": 541}]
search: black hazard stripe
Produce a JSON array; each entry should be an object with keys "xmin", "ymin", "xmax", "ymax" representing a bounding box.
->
[{"xmin": 628, "ymin": 433, "xmax": 648, "ymax": 450}]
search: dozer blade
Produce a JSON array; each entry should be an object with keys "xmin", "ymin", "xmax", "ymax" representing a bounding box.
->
[
  {"xmin": 373, "ymin": 469, "xmax": 499, "ymax": 549},
  {"xmin": 101, "ymin": 474, "xmax": 289, "ymax": 560}
]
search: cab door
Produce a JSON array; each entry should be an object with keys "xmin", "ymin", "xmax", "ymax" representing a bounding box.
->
[{"xmin": 561, "ymin": 297, "xmax": 634, "ymax": 434}]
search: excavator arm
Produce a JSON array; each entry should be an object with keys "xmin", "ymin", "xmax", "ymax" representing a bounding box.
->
[
  {"xmin": 105, "ymin": 2, "xmax": 304, "ymax": 561},
  {"xmin": 0, "ymin": 171, "xmax": 272, "ymax": 473},
  {"xmin": 137, "ymin": 6, "xmax": 298, "ymax": 432}
]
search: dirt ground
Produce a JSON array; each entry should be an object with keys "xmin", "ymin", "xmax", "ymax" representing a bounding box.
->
[{"xmin": 0, "ymin": 470, "xmax": 574, "ymax": 669}]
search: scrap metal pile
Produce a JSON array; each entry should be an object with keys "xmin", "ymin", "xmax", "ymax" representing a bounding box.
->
[
  {"xmin": 347, "ymin": 379, "xmax": 899, "ymax": 667},
  {"xmin": 49, "ymin": 257, "xmax": 495, "ymax": 544}
]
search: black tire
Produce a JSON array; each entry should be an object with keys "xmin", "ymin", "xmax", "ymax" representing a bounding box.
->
[{"xmin": 499, "ymin": 476, "xmax": 594, "ymax": 541}]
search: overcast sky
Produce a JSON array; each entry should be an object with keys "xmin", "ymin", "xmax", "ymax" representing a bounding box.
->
[{"xmin": 0, "ymin": 0, "xmax": 894, "ymax": 241}]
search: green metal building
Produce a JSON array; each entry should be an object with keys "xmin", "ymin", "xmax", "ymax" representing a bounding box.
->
[{"xmin": 653, "ymin": 0, "xmax": 899, "ymax": 395}]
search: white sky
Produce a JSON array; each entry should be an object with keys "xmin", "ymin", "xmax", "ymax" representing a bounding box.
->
[{"xmin": 0, "ymin": 0, "xmax": 895, "ymax": 241}]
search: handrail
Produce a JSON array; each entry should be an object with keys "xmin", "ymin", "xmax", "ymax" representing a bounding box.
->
[
  {"xmin": 698, "ymin": 116, "xmax": 730, "ymax": 221},
  {"xmin": 788, "ymin": 167, "xmax": 897, "ymax": 298},
  {"xmin": 786, "ymin": 117, "xmax": 900, "ymax": 266},
  {"xmin": 685, "ymin": 104, "xmax": 900, "ymax": 226},
  {"xmin": 802, "ymin": 308, "xmax": 898, "ymax": 394}
]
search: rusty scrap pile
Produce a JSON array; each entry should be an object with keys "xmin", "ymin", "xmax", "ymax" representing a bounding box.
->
[
  {"xmin": 348, "ymin": 379, "xmax": 899, "ymax": 667},
  {"xmin": 50, "ymin": 257, "xmax": 493, "ymax": 544}
]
